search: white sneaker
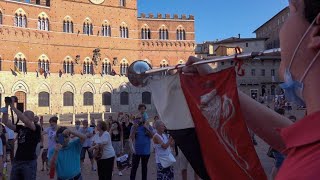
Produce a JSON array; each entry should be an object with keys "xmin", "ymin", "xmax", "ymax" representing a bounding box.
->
[{"xmin": 118, "ymin": 171, "xmax": 123, "ymax": 176}]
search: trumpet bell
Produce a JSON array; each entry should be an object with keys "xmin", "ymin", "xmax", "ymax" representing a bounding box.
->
[{"xmin": 127, "ymin": 60, "xmax": 152, "ymax": 87}]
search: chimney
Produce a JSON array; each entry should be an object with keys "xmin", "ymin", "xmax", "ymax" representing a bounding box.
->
[
  {"xmin": 149, "ymin": 13, "xmax": 154, "ymax": 18},
  {"xmin": 141, "ymin": 13, "xmax": 146, "ymax": 18},
  {"xmin": 238, "ymin": 34, "xmax": 241, "ymax": 39}
]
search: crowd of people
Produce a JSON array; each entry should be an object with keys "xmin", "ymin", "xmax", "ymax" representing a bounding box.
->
[{"xmin": 0, "ymin": 100, "xmax": 200, "ymax": 180}]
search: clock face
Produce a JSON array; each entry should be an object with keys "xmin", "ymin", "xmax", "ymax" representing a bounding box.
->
[{"xmin": 90, "ymin": 0, "xmax": 104, "ymax": 4}]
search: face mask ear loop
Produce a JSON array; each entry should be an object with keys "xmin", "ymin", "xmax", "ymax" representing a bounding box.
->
[
  {"xmin": 288, "ymin": 17, "xmax": 317, "ymax": 70},
  {"xmin": 300, "ymin": 50, "xmax": 320, "ymax": 82}
]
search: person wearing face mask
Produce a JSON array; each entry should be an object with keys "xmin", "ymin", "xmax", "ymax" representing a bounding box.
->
[
  {"xmin": 181, "ymin": 0, "xmax": 320, "ymax": 179},
  {"xmin": 48, "ymin": 127, "xmax": 86, "ymax": 180},
  {"xmin": 42, "ymin": 116, "xmax": 58, "ymax": 160}
]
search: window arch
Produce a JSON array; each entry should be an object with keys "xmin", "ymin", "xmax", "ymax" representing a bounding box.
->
[
  {"xmin": 120, "ymin": 0, "xmax": 125, "ymax": 7},
  {"xmin": 176, "ymin": 26, "xmax": 186, "ymax": 40},
  {"xmin": 159, "ymin": 25, "xmax": 168, "ymax": 40},
  {"xmin": 63, "ymin": 56, "xmax": 74, "ymax": 74},
  {"xmin": 83, "ymin": 18, "xmax": 93, "ymax": 35},
  {"xmin": 160, "ymin": 60, "xmax": 169, "ymax": 68},
  {"xmin": 63, "ymin": 91, "xmax": 74, "ymax": 106},
  {"xmin": 14, "ymin": 53, "xmax": 27, "ymax": 73},
  {"xmin": 37, "ymin": 12, "xmax": 49, "ymax": 31},
  {"xmin": 83, "ymin": 92, "xmax": 93, "ymax": 106},
  {"xmin": 101, "ymin": 20, "xmax": 111, "ymax": 37},
  {"xmin": 38, "ymin": 54, "xmax": 50, "ymax": 72},
  {"xmin": 141, "ymin": 25, "xmax": 151, "ymax": 39},
  {"xmin": 177, "ymin": 59, "xmax": 185, "ymax": 65},
  {"xmin": 63, "ymin": 16, "xmax": 73, "ymax": 33},
  {"xmin": 102, "ymin": 92, "xmax": 111, "ymax": 105},
  {"xmin": 120, "ymin": 91, "xmax": 129, "ymax": 105},
  {"xmin": 0, "ymin": 10, "xmax": 2, "ymax": 25},
  {"xmin": 120, "ymin": 23, "xmax": 129, "ymax": 38},
  {"xmin": 120, "ymin": 59, "xmax": 129, "ymax": 76},
  {"xmin": 38, "ymin": 91, "xmax": 49, "ymax": 107},
  {"xmin": 14, "ymin": 9, "xmax": 27, "ymax": 28},
  {"xmin": 83, "ymin": 57, "xmax": 94, "ymax": 75},
  {"xmin": 102, "ymin": 58, "xmax": 112, "ymax": 75},
  {"xmin": 142, "ymin": 91, "xmax": 151, "ymax": 104}
]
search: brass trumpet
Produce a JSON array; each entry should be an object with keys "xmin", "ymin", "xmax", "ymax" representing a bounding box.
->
[{"xmin": 127, "ymin": 48, "xmax": 281, "ymax": 87}]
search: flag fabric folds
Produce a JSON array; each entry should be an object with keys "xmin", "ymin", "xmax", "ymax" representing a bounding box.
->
[{"xmin": 149, "ymin": 67, "xmax": 267, "ymax": 180}]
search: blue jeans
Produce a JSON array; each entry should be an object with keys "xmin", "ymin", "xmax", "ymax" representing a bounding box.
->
[{"xmin": 10, "ymin": 159, "xmax": 37, "ymax": 180}]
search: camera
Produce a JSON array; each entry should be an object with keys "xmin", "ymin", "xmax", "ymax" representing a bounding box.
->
[{"xmin": 4, "ymin": 96, "xmax": 18, "ymax": 104}]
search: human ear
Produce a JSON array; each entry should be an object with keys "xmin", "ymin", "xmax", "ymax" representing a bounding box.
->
[{"xmin": 309, "ymin": 14, "xmax": 320, "ymax": 49}]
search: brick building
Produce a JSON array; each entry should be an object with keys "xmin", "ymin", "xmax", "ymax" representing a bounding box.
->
[
  {"xmin": 0, "ymin": 0, "xmax": 195, "ymax": 117},
  {"xmin": 254, "ymin": 7, "xmax": 289, "ymax": 49},
  {"xmin": 195, "ymin": 36, "xmax": 282, "ymax": 101}
]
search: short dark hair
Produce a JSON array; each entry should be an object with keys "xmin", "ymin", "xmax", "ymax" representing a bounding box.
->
[
  {"xmin": 138, "ymin": 104, "xmax": 146, "ymax": 110},
  {"xmin": 275, "ymin": 108, "xmax": 285, "ymax": 115},
  {"xmin": 49, "ymin": 116, "xmax": 58, "ymax": 123},
  {"xmin": 304, "ymin": 0, "xmax": 320, "ymax": 23},
  {"xmin": 289, "ymin": 115, "xmax": 297, "ymax": 121},
  {"xmin": 56, "ymin": 127, "xmax": 67, "ymax": 135}
]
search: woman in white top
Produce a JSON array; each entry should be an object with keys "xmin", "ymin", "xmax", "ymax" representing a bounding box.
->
[
  {"xmin": 90, "ymin": 120, "xmax": 115, "ymax": 180},
  {"xmin": 153, "ymin": 120, "xmax": 174, "ymax": 180}
]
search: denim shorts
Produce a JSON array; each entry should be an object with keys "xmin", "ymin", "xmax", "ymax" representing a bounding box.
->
[{"xmin": 10, "ymin": 159, "xmax": 37, "ymax": 180}]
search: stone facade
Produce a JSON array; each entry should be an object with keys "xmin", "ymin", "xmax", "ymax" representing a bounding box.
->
[
  {"xmin": 0, "ymin": 0, "xmax": 195, "ymax": 116},
  {"xmin": 195, "ymin": 37, "xmax": 282, "ymax": 100},
  {"xmin": 254, "ymin": 7, "xmax": 289, "ymax": 49}
]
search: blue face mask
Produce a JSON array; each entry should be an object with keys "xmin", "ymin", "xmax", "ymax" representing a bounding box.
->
[
  {"xmin": 280, "ymin": 69, "xmax": 305, "ymax": 107},
  {"xmin": 279, "ymin": 16, "xmax": 320, "ymax": 107}
]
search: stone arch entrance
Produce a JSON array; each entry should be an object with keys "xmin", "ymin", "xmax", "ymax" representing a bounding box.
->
[{"xmin": 15, "ymin": 91, "xmax": 26, "ymax": 112}]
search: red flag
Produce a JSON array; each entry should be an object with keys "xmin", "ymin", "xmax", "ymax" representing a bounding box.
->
[
  {"xmin": 179, "ymin": 67, "xmax": 266, "ymax": 179},
  {"xmin": 148, "ymin": 67, "xmax": 266, "ymax": 180}
]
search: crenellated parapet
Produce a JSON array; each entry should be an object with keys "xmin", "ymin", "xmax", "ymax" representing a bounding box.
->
[{"xmin": 139, "ymin": 13, "xmax": 194, "ymax": 20}]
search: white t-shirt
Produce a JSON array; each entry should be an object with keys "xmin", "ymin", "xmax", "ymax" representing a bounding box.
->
[{"xmin": 92, "ymin": 131, "xmax": 115, "ymax": 159}]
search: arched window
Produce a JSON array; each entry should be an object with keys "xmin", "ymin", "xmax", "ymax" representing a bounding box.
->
[
  {"xmin": 63, "ymin": 56, "xmax": 74, "ymax": 74},
  {"xmin": 141, "ymin": 25, "xmax": 151, "ymax": 39},
  {"xmin": 0, "ymin": 11, "xmax": 3, "ymax": 25},
  {"xmin": 14, "ymin": 58, "xmax": 27, "ymax": 73},
  {"xmin": 160, "ymin": 60, "xmax": 169, "ymax": 75},
  {"xmin": 120, "ymin": 60, "xmax": 128, "ymax": 76},
  {"xmin": 63, "ymin": 16, "xmax": 73, "ymax": 33},
  {"xmin": 38, "ymin": 13, "xmax": 49, "ymax": 31},
  {"xmin": 38, "ymin": 54, "xmax": 50, "ymax": 72},
  {"xmin": 120, "ymin": 24, "xmax": 129, "ymax": 38},
  {"xmin": 83, "ymin": 92, "xmax": 93, "ymax": 106},
  {"xmin": 38, "ymin": 92, "xmax": 49, "ymax": 107},
  {"xmin": 142, "ymin": 91, "xmax": 151, "ymax": 104},
  {"xmin": 159, "ymin": 26, "xmax": 168, "ymax": 40},
  {"xmin": 102, "ymin": 92, "xmax": 111, "ymax": 105},
  {"xmin": 83, "ymin": 58, "xmax": 94, "ymax": 75},
  {"xmin": 120, "ymin": 0, "xmax": 125, "ymax": 7},
  {"xmin": 102, "ymin": 59, "xmax": 112, "ymax": 75},
  {"xmin": 83, "ymin": 18, "xmax": 93, "ymax": 35},
  {"xmin": 102, "ymin": 21, "xmax": 111, "ymax": 37},
  {"xmin": 120, "ymin": 91, "xmax": 129, "ymax": 105},
  {"xmin": 14, "ymin": 14, "xmax": 27, "ymax": 28},
  {"xmin": 176, "ymin": 26, "xmax": 186, "ymax": 40},
  {"xmin": 63, "ymin": 91, "xmax": 74, "ymax": 106}
]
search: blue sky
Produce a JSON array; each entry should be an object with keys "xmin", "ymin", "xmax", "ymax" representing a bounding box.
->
[{"xmin": 138, "ymin": 0, "xmax": 288, "ymax": 43}]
